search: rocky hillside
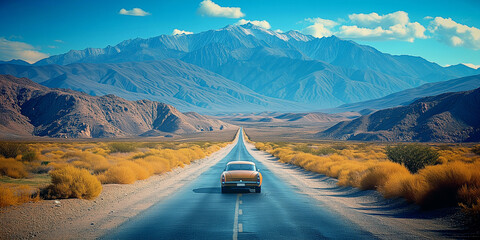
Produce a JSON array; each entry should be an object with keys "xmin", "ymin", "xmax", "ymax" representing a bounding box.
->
[
  {"xmin": 319, "ymin": 88, "xmax": 480, "ymax": 142},
  {"xmin": 0, "ymin": 75, "xmax": 234, "ymax": 138}
]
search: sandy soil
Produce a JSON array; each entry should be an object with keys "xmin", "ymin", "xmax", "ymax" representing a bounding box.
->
[
  {"xmin": 244, "ymin": 141, "xmax": 469, "ymax": 239},
  {"xmin": 0, "ymin": 134, "xmax": 238, "ymax": 240}
]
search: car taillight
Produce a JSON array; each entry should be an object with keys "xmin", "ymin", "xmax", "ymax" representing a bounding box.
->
[
  {"xmin": 256, "ymin": 174, "xmax": 260, "ymax": 184},
  {"xmin": 222, "ymin": 175, "xmax": 225, "ymax": 185}
]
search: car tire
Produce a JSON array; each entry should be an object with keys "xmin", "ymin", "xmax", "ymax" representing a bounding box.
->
[{"xmin": 255, "ymin": 187, "xmax": 261, "ymax": 193}]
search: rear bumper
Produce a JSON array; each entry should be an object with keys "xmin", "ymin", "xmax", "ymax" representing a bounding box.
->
[{"xmin": 222, "ymin": 181, "xmax": 261, "ymax": 188}]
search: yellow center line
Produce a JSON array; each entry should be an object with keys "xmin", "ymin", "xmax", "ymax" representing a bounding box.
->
[
  {"xmin": 233, "ymin": 194, "xmax": 242, "ymax": 240},
  {"xmin": 238, "ymin": 223, "xmax": 243, "ymax": 233},
  {"xmin": 239, "ymin": 209, "xmax": 243, "ymax": 215}
]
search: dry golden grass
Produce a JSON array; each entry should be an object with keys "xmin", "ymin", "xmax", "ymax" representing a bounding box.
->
[
  {"xmin": 0, "ymin": 183, "xmax": 40, "ymax": 207},
  {"xmin": 0, "ymin": 141, "xmax": 227, "ymax": 207},
  {"xmin": 256, "ymin": 142, "xmax": 480, "ymax": 213}
]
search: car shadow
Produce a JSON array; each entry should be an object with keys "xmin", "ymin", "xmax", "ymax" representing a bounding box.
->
[
  {"xmin": 192, "ymin": 187, "xmax": 221, "ymax": 194},
  {"xmin": 192, "ymin": 187, "xmax": 255, "ymax": 194}
]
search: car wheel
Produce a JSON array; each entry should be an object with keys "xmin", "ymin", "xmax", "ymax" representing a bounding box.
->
[{"xmin": 255, "ymin": 187, "xmax": 261, "ymax": 193}]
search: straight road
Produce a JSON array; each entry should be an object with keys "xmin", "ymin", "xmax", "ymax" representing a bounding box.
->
[{"xmin": 104, "ymin": 129, "xmax": 374, "ymax": 239}]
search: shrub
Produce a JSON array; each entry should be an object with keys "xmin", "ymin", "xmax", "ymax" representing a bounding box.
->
[
  {"xmin": 416, "ymin": 162, "xmax": 475, "ymax": 209},
  {"xmin": 359, "ymin": 161, "xmax": 410, "ymax": 190},
  {"xmin": 0, "ymin": 142, "xmax": 28, "ymax": 158},
  {"xmin": 47, "ymin": 166, "xmax": 102, "ymax": 199},
  {"xmin": 21, "ymin": 151, "xmax": 38, "ymax": 162},
  {"xmin": 0, "ymin": 185, "xmax": 16, "ymax": 207},
  {"xmin": 109, "ymin": 143, "xmax": 136, "ymax": 153},
  {"xmin": 472, "ymin": 145, "xmax": 480, "ymax": 155},
  {"xmin": 0, "ymin": 184, "xmax": 40, "ymax": 207},
  {"xmin": 0, "ymin": 158, "xmax": 28, "ymax": 178},
  {"xmin": 386, "ymin": 144, "xmax": 439, "ymax": 173},
  {"xmin": 98, "ymin": 165, "xmax": 136, "ymax": 184}
]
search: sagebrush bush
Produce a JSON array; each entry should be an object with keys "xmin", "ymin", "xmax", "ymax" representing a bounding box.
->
[
  {"xmin": 359, "ymin": 161, "xmax": 410, "ymax": 190},
  {"xmin": 109, "ymin": 143, "xmax": 136, "ymax": 153},
  {"xmin": 472, "ymin": 145, "xmax": 480, "ymax": 155},
  {"xmin": 98, "ymin": 165, "xmax": 136, "ymax": 184},
  {"xmin": 0, "ymin": 157, "xmax": 28, "ymax": 178},
  {"xmin": 0, "ymin": 184, "xmax": 40, "ymax": 207},
  {"xmin": 0, "ymin": 185, "xmax": 16, "ymax": 207},
  {"xmin": 0, "ymin": 142, "xmax": 28, "ymax": 158},
  {"xmin": 21, "ymin": 151, "xmax": 38, "ymax": 162},
  {"xmin": 417, "ymin": 162, "xmax": 479, "ymax": 209},
  {"xmin": 47, "ymin": 166, "xmax": 102, "ymax": 199},
  {"xmin": 386, "ymin": 144, "xmax": 439, "ymax": 173}
]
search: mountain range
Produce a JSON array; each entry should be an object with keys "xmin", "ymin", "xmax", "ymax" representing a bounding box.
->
[
  {"xmin": 330, "ymin": 74, "xmax": 480, "ymax": 113},
  {"xmin": 1, "ymin": 23, "xmax": 479, "ymax": 113},
  {"xmin": 319, "ymin": 87, "xmax": 480, "ymax": 142},
  {"xmin": 0, "ymin": 75, "xmax": 234, "ymax": 138}
]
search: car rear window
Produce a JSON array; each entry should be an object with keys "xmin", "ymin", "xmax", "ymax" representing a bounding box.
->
[{"xmin": 226, "ymin": 164, "xmax": 256, "ymax": 171}]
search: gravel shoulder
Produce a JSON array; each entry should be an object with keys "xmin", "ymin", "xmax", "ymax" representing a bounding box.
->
[
  {"xmin": 244, "ymin": 141, "xmax": 466, "ymax": 239},
  {"xmin": 0, "ymin": 135, "xmax": 238, "ymax": 240}
]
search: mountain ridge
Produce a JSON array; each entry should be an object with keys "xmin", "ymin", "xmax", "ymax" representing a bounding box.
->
[
  {"xmin": 319, "ymin": 87, "xmax": 480, "ymax": 142},
  {"xmin": 2, "ymin": 23, "xmax": 479, "ymax": 112}
]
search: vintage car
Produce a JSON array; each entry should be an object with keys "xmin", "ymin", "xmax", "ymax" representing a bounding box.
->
[{"xmin": 221, "ymin": 161, "xmax": 262, "ymax": 193}]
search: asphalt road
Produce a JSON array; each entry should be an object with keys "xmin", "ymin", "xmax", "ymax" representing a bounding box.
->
[{"xmin": 104, "ymin": 129, "xmax": 374, "ymax": 240}]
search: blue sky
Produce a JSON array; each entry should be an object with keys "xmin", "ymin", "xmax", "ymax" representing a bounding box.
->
[{"xmin": 0, "ymin": 0, "xmax": 479, "ymax": 68}]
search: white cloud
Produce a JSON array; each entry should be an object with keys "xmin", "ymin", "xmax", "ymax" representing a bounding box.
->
[
  {"xmin": 338, "ymin": 11, "xmax": 426, "ymax": 42},
  {"xmin": 172, "ymin": 29, "xmax": 193, "ymax": 35},
  {"xmin": 302, "ymin": 18, "xmax": 338, "ymax": 38},
  {"xmin": 236, "ymin": 19, "xmax": 271, "ymax": 29},
  {"xmin": 274, "ymin": 29, "xmax": 284, "ymax": 33},
  {"xmin": 424, "ymin": 16, "xmax": 433, "ymax": 20},
  {"xmin": 302, "ymin": 11, "xmax": 427, "ymax": 42},
  {"xmin": 0, "ymin": 37, "xmax": 49, "ymax": 63},
  {"xmin": 462, "ymin": 63, "xmax": 480, "ymax": 69},
  {"xmin": 429, "ymin": 17, "xmax": 480, "ymax": 50},
  {"xmin": 54, "ymin": 39, "xmax": 64, "ymax": 43},
  {"xmin": 349, "ymin": 11, "xmax": 409, "ymax": 29},
  {"xmin": 119, "ymin": 8, "xmax": 150, "ymax": 16},
  {"xmin": 197, "ymin": 0, "xmax": 244, "ymax": 19}
]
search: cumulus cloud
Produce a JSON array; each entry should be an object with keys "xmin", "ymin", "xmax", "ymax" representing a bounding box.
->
[
  {"xmin": 119, "ymin": 8, "xmax": 150, "ymax": 16},
  {"xmin": 302, "ymin": 11, "xmax": 426, "ymax": 42},
  {"xmin": 0, "ymin": 37, "xmax": 49, "ymax": 63},
  {"xmin": 172, "ymin": 29, "xmax": 193, "ymax": 35},
  {"xmin": 236, "ymin": 19, "xmax": 271, "ymax": 29},
  {"xmin": 339, "ymin": 11, "xmax": 426, "ymax": 42},
  {"xmin": 462, "ymin": 63, "xmax": 480, "ymax": 69},
  {"xmin": 197, "ymin": 0, "xmax": 244, "ymax": 18},
  {"xmin": 303, "ymin": 18, "xmax": 338, "ymax": 38},
  {"xmin": 429, "ymin": 17, "xmax": 480, "ymax": 50},
  {"xmin": 349, "ymin": 11, "xmax": 409, "ymax": 29}
]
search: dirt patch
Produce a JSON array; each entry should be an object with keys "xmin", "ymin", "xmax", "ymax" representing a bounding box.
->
[{"xmin": 0, "ymin": 136, "xmax": 238, "ymax": 239}]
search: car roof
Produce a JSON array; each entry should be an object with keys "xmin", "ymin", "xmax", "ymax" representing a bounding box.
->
[{"xmin": 226, "ymin": 161, "xmax": 255, "ymax": 165}]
